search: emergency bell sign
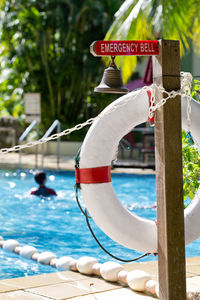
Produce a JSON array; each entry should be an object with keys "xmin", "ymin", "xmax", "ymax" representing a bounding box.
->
[
  {"xmin": 90, "ymin": 40, "xmax": 159, "ymax": 57},
  {"xmin": 24, "ymin": 93, "xmax": 41, "ymax": 123}
]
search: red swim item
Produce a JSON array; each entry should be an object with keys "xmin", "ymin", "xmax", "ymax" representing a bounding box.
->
[
  {"xmin": 31, "ymin": 186, "xmax": 57, "ymax": 196},
  {"xmin": 75, "ymin": 166, "xmax": 111, "ymax": 184}
]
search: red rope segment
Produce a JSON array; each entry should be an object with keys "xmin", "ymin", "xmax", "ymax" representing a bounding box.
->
[
  {"xmin": 75, "ymin": 166, "xmax": 111, "ymax": 184},
  {"xmin": 147, "ymin": 90, "xmax": 155, "ymax": 124}
]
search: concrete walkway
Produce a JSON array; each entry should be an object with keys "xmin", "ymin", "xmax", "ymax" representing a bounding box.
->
[
  {"xmin": 0, "ymin": 153, "xmax": 75, "ymax": 171},
  {"xmin": 0, "ymin": 152, "xmax": 155, "ymax": 175}
]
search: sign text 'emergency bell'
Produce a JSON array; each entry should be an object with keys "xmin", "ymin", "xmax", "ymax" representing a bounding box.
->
[{"xmin": 90, "ymin": 40, "xmax": 159, "ymax": 57}]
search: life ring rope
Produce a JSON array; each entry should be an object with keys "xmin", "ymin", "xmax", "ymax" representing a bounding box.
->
[
  {"xmin": 75, "ymin": 182, "xmax": 152, "ymax": 262},
  {"xmin": 78, "ymin": 87, "xmax": 200, "ymax": 253}
]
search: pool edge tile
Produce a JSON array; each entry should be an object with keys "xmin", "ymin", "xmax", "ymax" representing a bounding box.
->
[
  {"xmin": 0, "ymin": 282, "xmax": 21, "ymax": 293},
  {"xmin": 0, "ymin": 290, "xmax": 52, "ymax": 299},
  {"xmin": 0, "ymin": 270, "xmax": 89, "ymax": 290}
]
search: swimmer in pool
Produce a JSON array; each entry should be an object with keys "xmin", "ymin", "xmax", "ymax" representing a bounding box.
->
[{"xmin": 30, "ymin": 171, "xmax": 57, "ymax": 197}]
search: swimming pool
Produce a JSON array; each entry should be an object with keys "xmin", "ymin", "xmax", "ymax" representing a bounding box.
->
[{"xmin": 0, "ymin": 170, "xmax": 199, "ymax": 279}]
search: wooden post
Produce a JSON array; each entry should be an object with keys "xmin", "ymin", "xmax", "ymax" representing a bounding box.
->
[{"xmin": 153, "ymin": 40, "xmax": 186, "ymax": 299}]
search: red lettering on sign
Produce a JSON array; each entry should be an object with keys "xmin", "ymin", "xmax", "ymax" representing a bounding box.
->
[{"xmin": 90, "ymin": 40, "xmax": 159, "ymax": 57}]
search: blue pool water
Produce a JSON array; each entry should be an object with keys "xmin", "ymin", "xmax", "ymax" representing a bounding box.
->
[{"xmin": 0, "ymin": 170, "xmax": 199, "ymax": 279}]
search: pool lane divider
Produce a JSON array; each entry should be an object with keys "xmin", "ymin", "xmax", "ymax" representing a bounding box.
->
[{"xmin": 0, "ymin": 236, "xmax": 199, "ymax": 299}]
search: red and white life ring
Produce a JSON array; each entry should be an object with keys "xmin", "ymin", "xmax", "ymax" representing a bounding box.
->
[{"xmin": 76, "ymin": 89, "xmax": 200, "ymax": 253}]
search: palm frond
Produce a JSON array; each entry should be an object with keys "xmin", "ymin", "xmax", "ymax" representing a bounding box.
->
[{"xmin": 104, "ymin": 0, "xmax": 200, "ymax": 81}]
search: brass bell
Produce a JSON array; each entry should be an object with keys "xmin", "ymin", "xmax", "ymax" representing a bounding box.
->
[{"xmin": 94, "ymin": 56, "xmax": 129, "ymax": 94}]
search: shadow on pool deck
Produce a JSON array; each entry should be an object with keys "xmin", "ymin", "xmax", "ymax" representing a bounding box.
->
[{"xmin": 0, "ymin": 257, "xmax": 200, "ymax": 299}]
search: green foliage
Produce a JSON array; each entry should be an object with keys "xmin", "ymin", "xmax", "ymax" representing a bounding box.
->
[
  {"xmin": 104, "ymin": 0, "xmax": 200, "ymax": 201},
  {"xmin": 182, "ymin": 131, "xmax": 200, "ymax": 200},
  {"xmin": 105, "ymin": 0, "xmax": 200, "ymax": 83},
  {"xmin": 182, "ymin": 80, "xmax": 200, "ymax": 201},
  {"xmin": 191, "ymin": 80, "xmax": 200, "ymax": 101},
  {"xmin": 0, "ymin": 0, "xmax": 123, "ymax": 135}
]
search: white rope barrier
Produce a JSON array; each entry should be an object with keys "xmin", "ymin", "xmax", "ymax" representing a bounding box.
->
[
  {"xmin": 0, "ymin": 72, "xmax": 193, "ymax": 155},
  {"xmin": 0, "ymin": 236, "xmax": 199, "ymax": 299},
  {"xmin": 0, "ymin": 235, "xmax": 158, "ymax": 297}
]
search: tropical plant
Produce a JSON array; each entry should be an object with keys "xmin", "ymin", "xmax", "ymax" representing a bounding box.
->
[
  {"xmin": 182, "ymin": 80, "xmax": 200, "ymax": 201},
  {"xmin": 0, "ymin": 0, "xmax": 123, "ymax": 134},
  {"xmin": 182, "ymin": 131, "xmax": 200, "ymax": 201},
  {"xmin": 104, "ymin": 0, "xmax": 200, "ymax": 201},
  {"xmin": 105, "ymin": 0, "xmax": 199, "ymax": 83}
]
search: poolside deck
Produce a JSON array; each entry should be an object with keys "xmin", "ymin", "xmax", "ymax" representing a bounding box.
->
[
  {"xmin": 0, "ymin": 152, "xmax": 155, "ymax": 174},
  {"xmin": 0, "ymin": 257, "xmax": 200, "ymax": 299}
]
